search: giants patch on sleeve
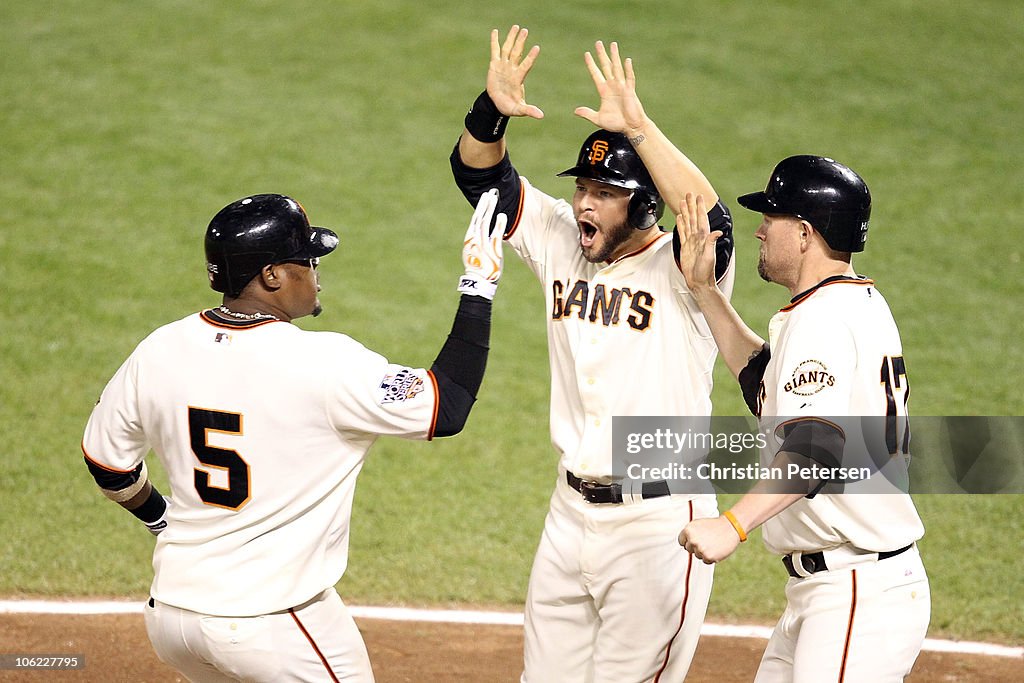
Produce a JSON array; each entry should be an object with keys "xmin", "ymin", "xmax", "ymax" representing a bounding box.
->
[
  {"xmin": 783, "ymin": 359, "xmax": 837, "ymax": 396},
  {"xmin": 379, "ymin": 369, "xmax": 425, "ymax": 404}
]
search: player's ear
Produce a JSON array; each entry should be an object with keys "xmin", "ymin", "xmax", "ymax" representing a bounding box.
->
[
  {"xmin": 798, "ymin": 220, "xmax": 816, "ymax": 251},
  {"xmin": 259, "ymin": 264, "xmax": 283, "ymax": 291}
]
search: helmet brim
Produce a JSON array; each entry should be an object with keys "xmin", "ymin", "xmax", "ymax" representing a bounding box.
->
[
  {"xmin": 737, "ymin": 191, "xmax": 778, "ymax": 214},
  {"xmin": 299, "ymin": 227, "xmax": 339, "ymax": 259},
  {"xmin": 556, "ymin": 164, "xmax": 643, "ymax": 191}
]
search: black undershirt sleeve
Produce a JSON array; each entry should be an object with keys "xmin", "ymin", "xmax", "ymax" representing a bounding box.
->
[
  {"xmin": 83, "ymin": 458, "xmax": 166, "ymax": 523},
  {"xmin": 430, "ymin": 294, "xmax": 492, "ymax": 437},
  {"xmin": 779, "ymin": 419, "xmax": 847, "ymax": 498},
  {"xmin": 450, "ymin": 144, "xmax": 523, "ymax": 237},
  {"xmin": 85, "ymin": 458, "xmax": 144, "ymax": 491},
  {"xmin": 672, "ymin": 200, "xmax": 735, "ymax": 282},
  {"xmin": 738, "ymin": 343, "xmax": 771, "ymax": 417}
]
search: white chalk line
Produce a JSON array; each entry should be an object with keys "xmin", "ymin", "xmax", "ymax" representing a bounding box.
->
[{"xmin": 1, "ymin": 600, "xmax": 1020, "ymax": 659}]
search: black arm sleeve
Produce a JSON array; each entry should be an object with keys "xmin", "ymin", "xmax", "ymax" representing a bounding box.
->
[
  {"xmin": 779, "ymin": 418, "xmax": 847, "ymax": 498},
  {"xmin": 672, "ymin": 200, "xmax": 735, "ymax": 282},
  {"xmin": 450, "ymin": 143, "xmax": 523, "ymax": 237},
  {"xmin": 738, "ymin": 343, "xmax": 771, "ymax": 417},
  {"xmin": 85, "ymin": 458, "xmax": 143, "ymax": 491},
  {"xmin": 430, "ymin": 294, "xmax": 492, "ymax": 437},
  {"xmin": 84, "ymin": 458, "xmax": 166, "ymax": 522}
]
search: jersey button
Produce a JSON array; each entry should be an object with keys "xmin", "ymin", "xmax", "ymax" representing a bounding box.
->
[{"xmin": 587, "ymin": 378, "xmax": 595, "ymax": 385}]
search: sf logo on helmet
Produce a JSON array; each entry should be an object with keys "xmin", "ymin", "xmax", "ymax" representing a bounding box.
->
[{"xmin": 589, "ymin": 140, "xmax": 609, "ymax": 164}]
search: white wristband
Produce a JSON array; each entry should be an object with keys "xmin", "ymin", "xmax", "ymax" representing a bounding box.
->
[{"xmin": 457, "ymin": 273, "xmax": 497, "ymax": 300}]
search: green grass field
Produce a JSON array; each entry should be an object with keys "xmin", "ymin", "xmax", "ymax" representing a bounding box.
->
[{"xmin": 2, "ymin": 0, "xmax": 1022, "ymax": 645}]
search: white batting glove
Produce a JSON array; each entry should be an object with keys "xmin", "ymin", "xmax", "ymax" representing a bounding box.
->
[{"xmin": 458, "ymin": 188, "xmax": 506, "ymax": 300}]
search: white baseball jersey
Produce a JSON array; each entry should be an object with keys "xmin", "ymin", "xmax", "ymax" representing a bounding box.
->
[
  {"xmin": 507, "ymin": 177, "xmax": 736, "ymax": 480},
  {"xmin": 82, "ymin": 310, "xmax": 438, "ymax": 616},
  {"xmin": 757, "ymin": 276, "xmax": 924, "ymax": 554}
]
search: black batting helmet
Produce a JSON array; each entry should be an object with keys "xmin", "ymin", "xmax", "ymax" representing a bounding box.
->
[
  {"xmin": 737, "ymin": 155, "xmax": 871, "ymax": 252},
  {"xmin": 557, "ymin": 129, "xmax": 664, "ymax": 230},
  {"xmin": 205, "ymin": 194, "xmax": 339, "ymax": 296}
]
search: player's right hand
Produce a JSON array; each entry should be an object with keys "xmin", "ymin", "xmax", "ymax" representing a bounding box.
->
[
  {"xmin": 458, "ymin": 188, "xmax": 506, "ymax": 300},
  {"xmin": 574, "ymin": 40, "xmax": 648, "ymax": 135},
  {"xmin": 675, "ymin": 193, "xmax": 722, "ymax": 293},
  {"xmin": 678, "ymin": 515, "xmax": 741, "ymax": 565},
  {"xmin": 486, "ymin": 26, "xmax": 544, "ymax": 120}
]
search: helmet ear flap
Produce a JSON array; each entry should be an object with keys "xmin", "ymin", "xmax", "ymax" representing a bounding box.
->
[{"xmin": 627, "ymin": 192, "xmax": 664, "ymax": 230}]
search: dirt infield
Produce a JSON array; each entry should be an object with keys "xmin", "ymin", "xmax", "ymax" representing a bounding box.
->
[{"xmin": 1, "ymin": 613, "xmax": 1019, "ymax": 681}]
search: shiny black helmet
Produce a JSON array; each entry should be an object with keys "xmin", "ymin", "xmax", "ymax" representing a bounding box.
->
[
  {"xmin": 557, "ymin": 129, "xmax": 664, "ymax": 230},
  {"xmin": 204, "ymin": 194, "xmax": 339, "ymax": 296},
  {"xmin": 738, "ymin": 155, "xmax": 871, "ymax": 252}
]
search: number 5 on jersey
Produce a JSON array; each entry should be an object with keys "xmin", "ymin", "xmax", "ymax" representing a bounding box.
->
[{"xmin": 188, "ymin": 407, "xmax": 251, "ymax": 510}]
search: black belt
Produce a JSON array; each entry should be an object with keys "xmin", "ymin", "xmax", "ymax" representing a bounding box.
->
[
  {"xmin": 566, "ymin": 471, "xmax": 671, "ymax": 504},
  {"xmin": 782, "ymin": 543, "xmax": 913, "ymax": 579}
]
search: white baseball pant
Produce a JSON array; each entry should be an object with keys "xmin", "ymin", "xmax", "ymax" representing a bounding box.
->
[
  {"xmin": 144, "ymin": 587, "xmax": 373, "ymax": 682},
  {"xmin": 754, "ymin": 545, "xmax": 930, "ymax": 682},
  {"xmin": 522, "ymin": 472, "xmax": 717, "ymax": 682}
]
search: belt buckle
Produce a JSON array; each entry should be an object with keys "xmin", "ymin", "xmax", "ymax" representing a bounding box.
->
[{"xmin": 578, "ymin": 479, "xmax": 601, "ymax": 503}]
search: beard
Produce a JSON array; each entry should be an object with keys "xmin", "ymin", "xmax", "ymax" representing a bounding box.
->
[
  {"xmin": 581, "ymin": 217, "xmax": 634, "ymax": 264},
  {"xmin": 757, "ymin": 252, "xmax": 772, "ymax": 282}
]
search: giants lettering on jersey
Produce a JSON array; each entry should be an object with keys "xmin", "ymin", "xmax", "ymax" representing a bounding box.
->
[
  {"xmin": 550, "ymin": 279, "xmax": 655, "ymax": 331},
  {"xmin": 783, "ymin": 359, "xmax": 836, "ymax": 396}
]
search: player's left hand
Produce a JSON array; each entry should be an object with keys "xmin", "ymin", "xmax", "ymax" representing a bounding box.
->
[
  {"xmin": 458, "ymin": 188, "xmax": 506, "ymax": 300},
  {"xmin": 574, "ymin": 40, "xmax": 648, "ymax": 135},
  {"xmin": 675, "ymin": 193, "xmax": 722, "ymax": 294},
  {"xmin": 678, "ymin": 515, "xmax": 741, "ymax": 564}
]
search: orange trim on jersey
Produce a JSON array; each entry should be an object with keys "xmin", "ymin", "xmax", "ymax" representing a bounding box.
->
[
  {"xmin": 838, "ymin": 569, "xmax": 858, "ymax": 682},
  {"xmin": 199, "ymin": 309, "xmax": 282, "ymax": 330},
  {"xmin": 779, "ymin": 278, "xmax": 874, "ymax": 312},
  {"xmin": 608, "ymin": 231, "xmax": 666, "ymax": 265},
  {"xmin": 654, "ymin": 500, "xmax": 695, "ymax": 682},
  {"xmin": 289, "ymin": 608, "xmax": 341, "ymax": 683},
  {"xmin": 81, "ymin": 443, "xmax": 136, "ymax": 473},
  {"xmin": 501, "ymin": 182, "xmax": 528, "ymax": 240},
  {"xmin": 426, "ymin": 370, "xmax": 440, "ymax": 441}
]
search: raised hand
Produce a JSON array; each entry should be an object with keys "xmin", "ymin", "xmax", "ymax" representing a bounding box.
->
[
  {"xmin": 574, "ymin": 40, "xmax": 648, "ymax": 135},
  {"xmin": 486, "ymin": 26, "xmax": 544, "ymax": 119},
  {"xmin": 675, "ymin": 193, "xmax": 722, "ymax": 293},
  {"xmin": 458, "ymin": 189, "xmax": 506, "ymax": 300}
]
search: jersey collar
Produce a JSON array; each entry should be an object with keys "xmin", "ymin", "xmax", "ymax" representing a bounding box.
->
[
  {"xmin": 605, "ymin": 230, "xmax": 669, "ymax": 266},
  {"xmin": 780, "ymin": 275, "xmax": 874, "ymax": 312},
  {"xmin": 200, "ymin": 309, "xmax": 282, "ymax": 329}
]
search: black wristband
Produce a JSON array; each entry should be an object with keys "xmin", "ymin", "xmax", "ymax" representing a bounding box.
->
[{"xmin": 465, "ymin": 91, "xmax": 509, "ymax": 143}]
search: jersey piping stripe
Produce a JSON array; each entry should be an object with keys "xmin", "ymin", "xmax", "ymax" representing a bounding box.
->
[
  {"xmin": 288, "ymin": 608, "xmax": 341, "ymax": 683},
  {"xmin": 608, "ymin": 231, "xmax": 667, "ymax": 265},
  {"xmin": 81, "ymin": 443, "xmax": 136, "ymax": 474},
  {"xmin": 779, "ymin": 278, "xmax": 874, "ymax": 313},
  {"xmin": 653, "ymin": 499, "xmax": 695, "ymax": 683},
  {"xmin": 837, "ymin": 569, "xmax": 858, "ymax": 682},
  {"xmin": 425, "ymin": 370, "xmax": 440, "ymax": 441},
  {"xmin": 199, "ymin": 310, "xmax": 282, "ymax": 330},
  {"xmin": 502, "ymin": 182, "xmax": 528, "ymax": 240}
]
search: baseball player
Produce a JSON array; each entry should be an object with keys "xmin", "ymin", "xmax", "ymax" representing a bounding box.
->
[
  {"xmin": 676, "ymin": 157, "xmax": 930, "ymax": 681},
  {"xmin": 81, "ymin": 190, "xmax": 506, "ymax": 682},
  {"xmin": 451, "ymin": 28, "xmax": 735, "ymax": 681}
]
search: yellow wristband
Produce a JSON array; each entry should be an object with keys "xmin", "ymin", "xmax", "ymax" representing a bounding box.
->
[{"xmin": 724, "ymin": 510, "xmax": 747, "ymax": 543}]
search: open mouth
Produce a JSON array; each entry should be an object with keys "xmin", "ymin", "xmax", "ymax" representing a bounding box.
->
[{"xmin": 579, "ymin": 219, "xmax": 598, "ymax": 248}]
